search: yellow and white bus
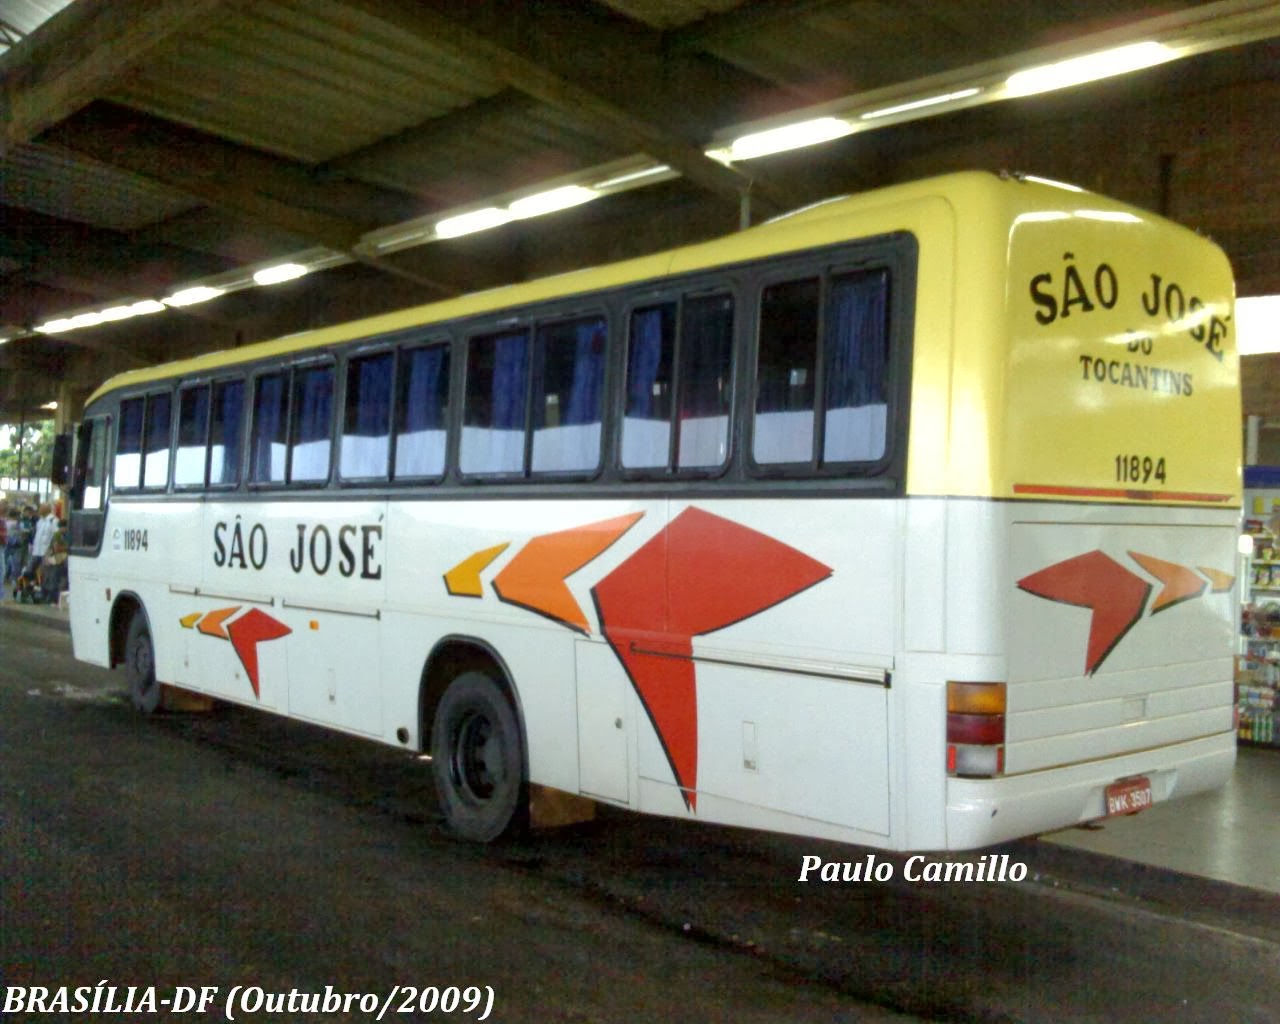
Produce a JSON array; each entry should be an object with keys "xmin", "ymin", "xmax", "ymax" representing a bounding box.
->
[{"xmin": 67, "ymin": 171, "xmax": 1241, "ymax": 850}]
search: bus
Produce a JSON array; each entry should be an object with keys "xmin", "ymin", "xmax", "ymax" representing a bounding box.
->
[{"xmin": 66, "ymin": 171, "xmax": 1242, "ymax": 851}]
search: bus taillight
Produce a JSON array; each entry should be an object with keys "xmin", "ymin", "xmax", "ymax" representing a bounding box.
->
[{"xmin": 946, "ymin": 681, "xmax": 1006, "ymax": 778}]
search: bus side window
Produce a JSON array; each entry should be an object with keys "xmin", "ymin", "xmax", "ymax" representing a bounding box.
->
[
  {"xmin": 290, "ymin": 363, "xmax": 334, "ymax": 483},
  {"xmin": 342, "ymin": 351, "xmax": 393, "ymax": 480},
  {"xmin": 754, "ymin": 278, "xmax": 820, "ymax": 465},
  {"xmin": 141, "ymin": 391, "xmax": 172, "ymax": 490},
  {"xmin": 395, "ymin": 344, "xmax": 449, "ymax": 479},
  {"xmin": 114, "ymin": 397, "xmax": 144, "ymax": 489},
  {"xmin": 677, "ymin": 293, "xmax": 734, "ymax": 470},
  {"xmin": 251, "ymin": 372, "xmax": 288, "ymax": 484},
  {"xmin": 532, "ymin": 315, "xmax": 606, "ymax": 474},
  {"xmin": 210, "ymin": 379, "xmax": 244, "ymax": 487},
  {"xmin": 824, "ymin": 270, "xmax": 890, "ymax": 464},
  {"xmin": 622, "ymin": 304, "xmax": 675, "ymax": 469},
  {"xmin": 461, "ymin": 328, "xmax": 529, "ymax": 476},
  {"xmin": 175, "ymin": 384, "xmax": 210, "ymax": 487}
]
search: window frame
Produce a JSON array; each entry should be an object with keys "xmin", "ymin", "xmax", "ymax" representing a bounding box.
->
[
  {"xmin": 744, "ymin": 243, "xmax": 913, "ymax": 483},
  {"xmin": 248, "ymin": 356, "xmax": 337, "ymax": 490},
  {"xmin": 391, "ymin": 339, "xmax": 453, "ymax": 484},
  {"xmin": 458, "ymin": 307, "xmax": 610, "ymax": 483},
  {"xmin": 618, "ymin": 285, "xmax": 738, "ymax": 481}
]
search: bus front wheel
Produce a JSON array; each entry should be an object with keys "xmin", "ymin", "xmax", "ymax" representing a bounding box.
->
[
  {"xmin": 430, "ymin": 671, "xmax": 526, "ymax": 842},
  {"xmin": 124, "ymin": 612, "xmax": 161, "ymax": 714}
]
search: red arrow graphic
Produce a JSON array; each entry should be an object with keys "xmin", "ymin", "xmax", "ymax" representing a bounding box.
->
[
  {"xmin": 225, "ymin": 608, "xmax": 293, "ymax": 697},
  {"xmin": 593, "ymin": 508, "xmax": 831, "ymax": 807},
  {"xmin": 1017, "ymin": 550, "xmax": 1151, "ymax": 675}
]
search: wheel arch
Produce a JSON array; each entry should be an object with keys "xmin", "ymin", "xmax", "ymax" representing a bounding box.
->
[
  {"xmin": 108, "ymin": 590, "xmax": 147, "ymax": 669},
  {"xmin": 419, "ymin": 636, "xmax": 527, "ymax": 771}
]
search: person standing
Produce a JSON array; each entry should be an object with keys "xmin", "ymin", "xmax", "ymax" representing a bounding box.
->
[{"xmin": 28, "ymin": 502, "xmax": 57, "ymax": 583}]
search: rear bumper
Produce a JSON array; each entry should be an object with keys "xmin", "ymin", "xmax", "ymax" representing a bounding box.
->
[{"xmin": 944, "ymin": 731, "xmax": 1236, "ymax": 851}]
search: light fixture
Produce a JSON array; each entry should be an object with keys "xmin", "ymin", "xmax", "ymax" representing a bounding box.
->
[
  {"xmin": 860, "ymin": 87, "xmax": 982, "ymax": 120},
  {"xmin": 164, "ymin": 285, "xmax": 226, "ymax": 307},
  {"xmin": 710, "ymin": 116, "xmax": 855, "ymax": 163},
  {"xmin": 41, "ymin": 401, "xmax": 57, "ymax": 411},
  {"xmin": 508, "ymin": 185, "xmax": 598, "ymax": 218},
  {"xmin": 253, "ymin": 262, "xmax": 309, "ymax": 286},
  {"xmin": 593, "ymin": 164, "xmax": 674, "ymax": 190},
  {"xmin": 435, "ymin": 207, "xmax": 513, "ymax": 239},
  {"xmin": 1004, "ymin": 41, "xmax": 1175, "ymax": 97}
]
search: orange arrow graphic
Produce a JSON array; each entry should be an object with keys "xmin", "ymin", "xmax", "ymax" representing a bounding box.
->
[
  {"xmin": 1128, "ymin": 551, "xmax": 1206, "ymax": 613},
  {"xmin": 197, "ymin": 606, "xmax": 242, "ymax": 639},
  {"xmin": 444, "ymin": 543, "xmax": 509, "ymax": 597},
  {"xmin": 1198, "ymin": 566, "xmax": 1235, "ymax": 593},
  {"xmin": 493, "ymin": 512, "xmax": 644, "ymax": 633}
]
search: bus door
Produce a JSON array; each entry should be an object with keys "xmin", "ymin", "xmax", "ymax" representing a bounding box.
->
[{"xmin": 68, "ymin": 414, "xmax": 112, "ymax": 667}]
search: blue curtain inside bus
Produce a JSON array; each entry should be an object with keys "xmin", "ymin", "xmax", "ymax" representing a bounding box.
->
[
  {"xmin": 175, "ymin": 386, "xmax": 210, "ymax": 486},
  {"xmin": 396, "ymin": 345, "xmax": 449, "ymax": 478},
  {"xmin": 343, "ymin": 352, "xmax": 393, "ymax": 478},
  {"xmin": 824, "ymin": 270, "xmax": 889, "ymax": 463},
  {"xmin": 622, "ymin": 305, "xmax": 673, "ymax": 468},
  {"xmin": 211, "ymin": 379, "xmax": 244, "ymax": 486},
  {"xmin": 142, "ymin": 392, "xmax": 172, "ymax": 489},
  {"xmin": 114, "ymin": 397, "xmax": 145, "ymax": 488},
  {"xmin": 251, "ymin": 374, "xmax": 287, "ymax": 483},
  {"xmin": 291, "ymin": 366, "xmax": 334, "ymax": 482},
  {"xmin": 463, "ymin": 330, "xmax": 528, "ymax": 474},
  {"xmin": 532, "ymin": 317, "xmax": 606, "ymax": 473}
]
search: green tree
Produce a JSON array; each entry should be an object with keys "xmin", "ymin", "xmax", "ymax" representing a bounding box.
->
[{"xmin": 0, "ymin": 420, "xmax": 55, "ymax": 481}]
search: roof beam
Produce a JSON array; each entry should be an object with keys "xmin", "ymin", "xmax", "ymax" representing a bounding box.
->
[
  {"xmin": 0, "ymin": 0, "xmax": 228, "ymax": 154},
  {"xmin": 665, "ymin": 0, "xmax": 857, "ymax": 57},
  {"xmin": 43, "ymin": 103, "xmax": 378, "ymax": 253},
  {"xmin": 340, "ymin": 0, "xmax": 801, "ymax": 215}
]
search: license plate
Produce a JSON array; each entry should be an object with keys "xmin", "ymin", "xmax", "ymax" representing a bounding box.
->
[{"xmin": 1105, "ymin": 775, "xmax": 1153, "ymax": 816}]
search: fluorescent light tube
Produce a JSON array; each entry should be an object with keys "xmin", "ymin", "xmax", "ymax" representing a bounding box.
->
[
  {"xmin": 253, "ymin": 263, "xmax": 309, "ymax": 286},
  {"xmin": 713, "ymin": 117, "xmax": 854, "ymax": 162},
  {"xmin": 1005, "ymin": 41, "xmax": 1174, "ymax": 97},
  {"xmin": 164, "ymin": 286, "xmax": 226, "ymax": 307},
  {"xmin": 435, "ymin": 208, "xmax": 512, "ymax": 239},
  {"xmin": 508, "ymin": 185, "xmax": 598, "ymax": 218}
]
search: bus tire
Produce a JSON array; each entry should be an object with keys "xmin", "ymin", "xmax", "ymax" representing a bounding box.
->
[
  {"xmin": 124, "ymin": 612, "xmax": 161, "ymax": 715},
  {"xmin": 430, "ymin": 671, "xmax": 526, "ymax": 842}
]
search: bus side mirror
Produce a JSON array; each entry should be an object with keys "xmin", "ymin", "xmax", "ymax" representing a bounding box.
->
[{"xmin": 50, "ymin": 432, "xmax": 72, "ymax": 486}]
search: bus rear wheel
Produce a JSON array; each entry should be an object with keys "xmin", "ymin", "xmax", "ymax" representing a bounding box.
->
[
  {"xmin": 430, "ymin": 671, "xmax": 526, "ymax": 842},
  {"xmin": 124, "ymin": 612, "xmax": 161, "ymax": 714}
]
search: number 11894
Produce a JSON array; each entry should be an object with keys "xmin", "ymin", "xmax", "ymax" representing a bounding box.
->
[{"xmin": 1115, "ymin": 454, "xmax": 1166, "ymax": 485}]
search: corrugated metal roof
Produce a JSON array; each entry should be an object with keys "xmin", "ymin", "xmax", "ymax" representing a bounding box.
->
[
  {"xmin": 108, "ymin": 0, "xmax": 508, "ymax": 164},
  {"xmin": 0, "ymin": 142, "xmax": 199, "ymax": 231}
]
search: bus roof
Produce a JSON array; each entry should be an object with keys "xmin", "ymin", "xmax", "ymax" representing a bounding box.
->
[{"xmin": 84, "ymin": 171, "xmax": 1140, "ymax": 405}]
